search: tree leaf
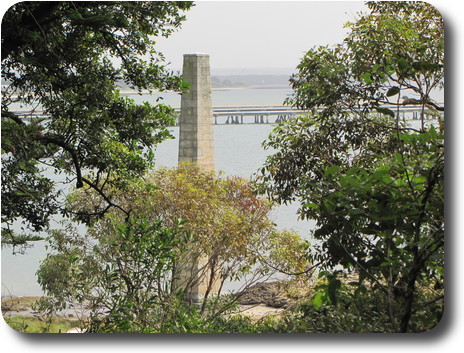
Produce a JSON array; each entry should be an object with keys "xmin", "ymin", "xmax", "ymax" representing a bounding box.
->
[
  {"xmin": 375, "ymin": 107, "xmax": 395, "ymax": 118},
  {"xmin": 386, "ymin": 86, "xmax": 400, "ymax": 97},
  {"xmin": 360, "ymin": 72, "xmax": 373, "ymax": 84},
  {"xmin": 312, "ymin": 291, "xmax": 324, "ymax": 309},
  {"xmin": 327, "ymin": 278, "xmax": 341, "ymax": 305},
  {"xmin": 397, "ymin": 57, "xmax": 409, "ymax": 71}
]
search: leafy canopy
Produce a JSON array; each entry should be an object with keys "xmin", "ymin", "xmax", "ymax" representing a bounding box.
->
[
  {"xmin": 1, "ymin": 1, "xmax": 193, "ymax": 248},
  {"xmin": 255, "ymin": 1, "xmax": 444, "ymax": 333},
  {"xmin": 67, "ymin": 163, "xmax": 310, "ymax": 292},
  {"xmin": 37, "ymin": 163, "xmax": 310, "ymax": 331}
]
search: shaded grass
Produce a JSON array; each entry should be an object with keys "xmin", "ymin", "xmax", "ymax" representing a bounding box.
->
[
  {"xmin": 2, "ymin": 296, "xmax": 81, "ymax": 333},
  {"xmin": 3, "ymin": 315, "xmax": 80, "ymax": 333}
]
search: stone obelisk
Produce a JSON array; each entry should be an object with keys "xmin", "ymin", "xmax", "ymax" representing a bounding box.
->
[
  {"xmin": 177, "ymin": 54, "xmax": 218, "ymax": 305},
  {"xmin": 178, "ymin": 53, "xmax": 215, "ymax": 170}
]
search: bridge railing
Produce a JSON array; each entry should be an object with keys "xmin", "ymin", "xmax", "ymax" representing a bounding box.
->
[
  {"xmin": 207, "ymin": 104, "xmax": 443, "ymax": 125},
  {"xmin": 8, "ymin": 104, "xmax": 443, "ymax": 125}
]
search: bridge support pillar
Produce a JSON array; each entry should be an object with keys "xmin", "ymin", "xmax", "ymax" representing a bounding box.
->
[{"xmin": 176, "ymin": 53, "xmax": 219, "ymax": 305}]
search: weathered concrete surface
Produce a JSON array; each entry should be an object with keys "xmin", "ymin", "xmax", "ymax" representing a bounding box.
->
[{"xmin": 178, "ymin": 53, "xmax": 215, "ymax": 171}]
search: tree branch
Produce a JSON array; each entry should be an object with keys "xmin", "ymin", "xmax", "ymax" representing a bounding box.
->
[
  {"xmin": 81, "ymin": 176, "xmax": 131, "ymax": 220},
  {"xmin": 38, "ymin": 134, "xmax": 84, "ymax": 188},
  {"xmin": 256, "ymin": 251, "xmax": 321, "ymax": 276}
]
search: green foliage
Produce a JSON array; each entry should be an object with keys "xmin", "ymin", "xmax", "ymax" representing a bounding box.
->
[
  {"xmin": 250, "ymin": 272, "xmax": 442, "ymax": 333},
  {"xmin": 311, "ymin": 272, "xmax": 342, "ymax": 309},
  {"xmin": 1, "ymin": 1, "xmax": 193, "ymax": 243},
  {"xmin": 255, "ymin": 2, "xmax": 444, "ymax": 332},
  {"xmin": 37, "ymin": 217, "xmax": 193, "ymax": 331},
  {"xmin": 37, "ymin": 163, "xmax": 309, "ymax": 332},
  {"xmin": 67, "ymin": 163, "xmax": 310, "ymax": 296},
  {"xmin": 285, "ymin": 1, "xmax": 443, "ymax": 118},
  {"xmin": 4, "ymin": 315, "xmax": 79, "ymax": 333},
  {"xmin": 87, "ymin": 295, "xmax": 264, "ymax": 333},
  {"xmin": 284, "ymin": 278, "xmax": 441, "ymax": 333},
  {"xmin": 269, "ymin": 290, "xmax": 395, "ymax": 333}
]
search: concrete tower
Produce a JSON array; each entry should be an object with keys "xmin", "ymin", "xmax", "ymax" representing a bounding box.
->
[{"xmin": 176, "ymin": 54, "xmax": 218, "ymax": 304}]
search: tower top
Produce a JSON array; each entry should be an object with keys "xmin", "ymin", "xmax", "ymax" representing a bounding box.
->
[{"xmin": 183, "ymin": 53, "xmax": 209, "ymax": 57}]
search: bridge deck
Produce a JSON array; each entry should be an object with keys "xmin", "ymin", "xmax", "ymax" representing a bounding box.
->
[{"xmin": 9, "ymin": 104, "xmax": 442, "ymax": 125}]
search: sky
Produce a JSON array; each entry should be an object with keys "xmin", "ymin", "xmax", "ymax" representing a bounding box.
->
[{"xmin": 155, "ymin": 1, "xmax": 367, "ymax": 74}]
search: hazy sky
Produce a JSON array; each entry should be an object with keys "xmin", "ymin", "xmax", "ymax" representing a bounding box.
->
[{"xmin": 156, "ymin": 1, "xmax": 367, "ymax": 75}]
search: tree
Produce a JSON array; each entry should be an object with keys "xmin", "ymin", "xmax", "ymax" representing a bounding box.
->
[
  {"xmin": 37, "ymin": 163, "xmax": 309, "ymax": 331},
  {"xmin": 37, "ymin": 217, "xmax": 193, "ymax": 333},
  {"xmin": 1, "ymin": 1, "xmax": 193, "ymax": 249},
  {"xmin": 255, "ymin": 2, "xmax": 444, "ymax": 332}
]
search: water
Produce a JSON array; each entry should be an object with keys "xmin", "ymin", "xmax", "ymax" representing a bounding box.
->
[
  {"xmin": 128, "ymin": 87, "xmax": 293, "ymax": 108},
  {"xmin": 2, "ymin": 87, "xmax": 316, "ymax": 297},
  {"xmin": 154, "ymin": 124, "xmax": 315, "ymax": 235}
]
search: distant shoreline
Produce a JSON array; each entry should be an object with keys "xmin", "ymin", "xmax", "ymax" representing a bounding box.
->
[{"xmin": 119, "ymin": 85, "xmax": 291, "ymax": 95}]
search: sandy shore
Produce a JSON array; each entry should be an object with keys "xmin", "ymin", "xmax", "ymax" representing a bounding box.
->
[
  {"xmin": 2, "ymin": 294, "xmax": 286, "ymax": 333},
  {"xmin": 2, "ymin": 296, "xmax": 285, "ymax": 333},
  {"xmin": 237, "ymin": 304, "xmax": 284, "ymax": 320}
]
